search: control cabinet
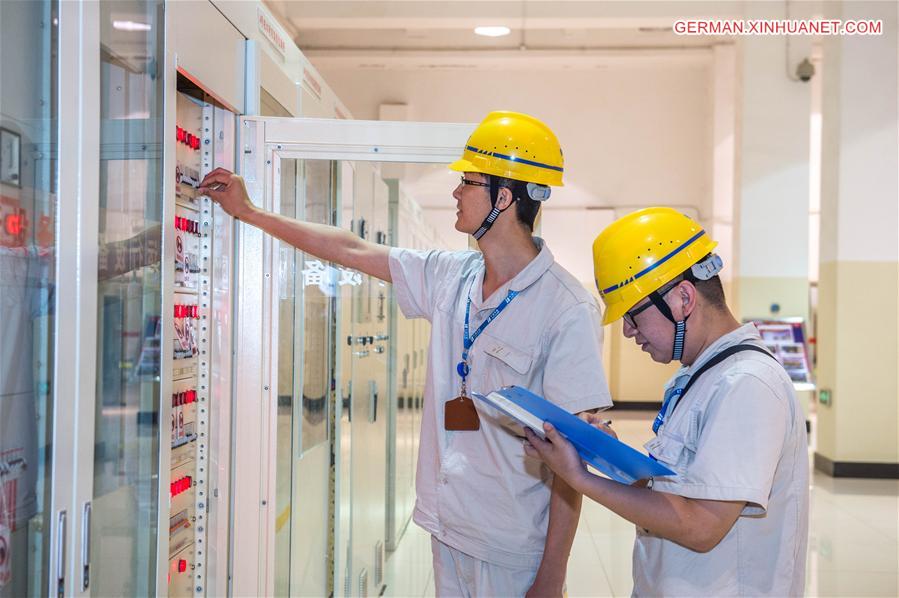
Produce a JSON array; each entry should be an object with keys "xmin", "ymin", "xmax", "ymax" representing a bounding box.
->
[{"xmin": 165, "ymin": 86, "xmax": 235, "ymax": 597}]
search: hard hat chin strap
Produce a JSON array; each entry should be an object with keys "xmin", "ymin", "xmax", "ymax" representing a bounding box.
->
[
  {"xmin": 472, "ymin": 176, "xmax": 513, "ymax": 240},
  {"xmin": 648, "ymin": 289, "xmax": 688, "ymax": 362}
]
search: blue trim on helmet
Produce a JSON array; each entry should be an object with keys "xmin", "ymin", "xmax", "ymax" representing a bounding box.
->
[
  {"xmin": 466, "ymin": 145, "xmax": 563, "ymax": 173},
  {"xmin": 600, "ymin": 230, "xmax": 707, "ymax": 296}
]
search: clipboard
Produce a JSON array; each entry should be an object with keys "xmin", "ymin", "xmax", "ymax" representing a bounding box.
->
[{"xmin": 472, "ymin": 386, "xmax": 676, "ymax": 485}]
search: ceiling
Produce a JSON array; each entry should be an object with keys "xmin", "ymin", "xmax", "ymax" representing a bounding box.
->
[{"xmin": 264, "ymin": 0, "xmax": 736, "ymax": 68}]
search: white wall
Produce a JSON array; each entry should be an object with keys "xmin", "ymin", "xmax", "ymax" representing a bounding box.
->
[{"xmin": 316, "ymin": 62, "xmax": 714, "ymax": 217}]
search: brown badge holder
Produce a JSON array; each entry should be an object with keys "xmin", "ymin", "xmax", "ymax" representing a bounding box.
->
[{"xmin": 444, "ymin": 395, "xmax": 480, "ymax": 431}]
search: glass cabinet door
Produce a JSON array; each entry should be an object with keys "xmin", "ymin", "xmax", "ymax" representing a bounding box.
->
[
  {"xmin": 90, "ymin": 1, "xmax": 164, "ymax": 595},
  {"xmin": 0, "ymin": 1, "xmax": 58, "ymax": 595},
  {"xmin": 273, "ymin": 158, "xmax": 335, "ymax": 597}
]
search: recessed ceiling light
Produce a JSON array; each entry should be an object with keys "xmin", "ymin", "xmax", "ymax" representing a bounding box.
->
[
  {"xmin": 113, "ymin": 20, "xmax": 151, "ymax": 32},
  {"xmin": 474, "ymin": 26, "xmax": 511, "ymax": 38}
]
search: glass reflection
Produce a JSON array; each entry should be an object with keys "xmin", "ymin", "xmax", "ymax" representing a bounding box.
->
[
  {"xmin": 0, "ymin": 1, "xmax": 57, "ymax": 596},
  {"xmin": 274, "ymin": 159, "xmax": 297, "ymax": 596},
  {"xmin": 91, "ymin": 1, "xmax": 163, "ymax": 595},
  {"xmin": 301, "ymin": 160, "xmax": 332, "ymax": 451}
]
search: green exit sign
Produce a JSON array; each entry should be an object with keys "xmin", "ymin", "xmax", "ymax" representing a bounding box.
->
[{"xmin": 819, "ymin": 389, "xmax": 832, "ymax": 405}]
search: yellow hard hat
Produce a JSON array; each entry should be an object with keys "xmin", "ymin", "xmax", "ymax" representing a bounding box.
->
[
  {"xmin": 593, "ymin": 207, "xmax": 718, "ymax": 325},
  {"xmin": 449, "ymin": 111, "xmax": 564, "ymax": 187}
]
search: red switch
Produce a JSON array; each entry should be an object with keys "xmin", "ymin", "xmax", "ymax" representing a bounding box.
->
[{"xmin": 178, "ymin": 559, "xmax": 188, "ymax": 573}]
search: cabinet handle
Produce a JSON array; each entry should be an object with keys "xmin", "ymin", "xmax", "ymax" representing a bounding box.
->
[
  {"xmin": 56, "ymin": 510, "xmax": 67, "ymax": 598},
  {"xmin": 81, "ymin": 502, "xmax": 92, "ymax": 590}
]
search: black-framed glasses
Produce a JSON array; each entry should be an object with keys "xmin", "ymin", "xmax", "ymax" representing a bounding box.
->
[
  {"xmin": 459, "ymin": 175, "xmax": 490, "ymax": 188},
  {"xmin": 623, "ymin": 280, "xmax": 679, "ymax": 328}
]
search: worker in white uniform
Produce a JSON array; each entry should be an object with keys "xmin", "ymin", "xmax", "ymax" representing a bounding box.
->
[
  {"xmin": 524, "ymin": 207, "xmax": 809, "ymax": 596},
  {"xmin": 200, "ymin": 111, "xmax": 613, "ymax": 597}
]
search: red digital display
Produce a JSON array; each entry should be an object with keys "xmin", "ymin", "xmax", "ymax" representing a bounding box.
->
[{"xmin": 5, "ymin": 213, "xmax": 23, "ymax": 235}]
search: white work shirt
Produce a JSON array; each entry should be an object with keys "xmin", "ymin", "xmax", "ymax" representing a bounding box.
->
[
  {"xmin": 635, "ymin": 323, "xmax": 809, "ymax": 597},
  {"xmin": 389, "ymin": 238, "xmax": 612, "ymax": 569}
]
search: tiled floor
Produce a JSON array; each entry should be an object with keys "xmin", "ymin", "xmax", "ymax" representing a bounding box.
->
[{"xmin": 383, "ymin": 411, "xmax": 899, "ymax": 597}]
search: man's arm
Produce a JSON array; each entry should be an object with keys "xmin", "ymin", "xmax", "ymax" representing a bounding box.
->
[
  {"xmin": 199, "ymin": 168, "xmax": 392, "ymax": 282},
  {"xmin": 527, "ymin": 474, "xmax": 581, "ymax": 598},
  {"xmin": 524, "ymin": 423, "xmax": 744, "ymax": 554}
]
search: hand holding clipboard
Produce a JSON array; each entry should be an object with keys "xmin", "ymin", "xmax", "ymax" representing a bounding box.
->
[{"xmin": 472, "ymin": 386, "xmax": 675, "ymax": 485}]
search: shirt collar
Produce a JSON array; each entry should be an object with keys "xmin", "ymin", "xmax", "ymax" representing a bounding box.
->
[
  {"xmin": 469, "ymin": 237, "xmax": 554, "ymax": 311},
  {"xmin": 681, "ymin": 322, "xmax": 762, "ymax": 375}
]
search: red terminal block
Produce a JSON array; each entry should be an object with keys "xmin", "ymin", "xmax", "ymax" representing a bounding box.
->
[
  {"xmin": 170, "ymin": 475, "xmax": 193, "ymax": 497},
  {"xmin": 174, "ymin": 305, "xmax": 198, "ymax": 319},
  {"xmin": 176, "ymin": 126, "xmax": 185, "ymax": 143}
]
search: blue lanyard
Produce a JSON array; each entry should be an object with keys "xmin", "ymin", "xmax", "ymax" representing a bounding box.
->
[
  {"xmin": 652, "ymin": 387, "xmax": 683, "ymax": 434},
  {"xmin": 455, "ymin": 286, "xmax": 519, "ymax": 386}
]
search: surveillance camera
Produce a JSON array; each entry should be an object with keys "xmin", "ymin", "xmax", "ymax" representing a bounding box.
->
[{"xmin": 796, "ymin": 58, "xmax": 815, "ymax": 82}]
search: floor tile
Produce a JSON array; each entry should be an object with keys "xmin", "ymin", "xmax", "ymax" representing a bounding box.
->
[
  {"xmin": 806, "ymin": 569, "xmax": 899, "ymax": 597},
  {"xmin": 566, "ymin": 527, "xmax": 614, "ymax": 597},
  {"xmin": 386, "ymin": 410, "xmax": 899, "ymax": 597}
]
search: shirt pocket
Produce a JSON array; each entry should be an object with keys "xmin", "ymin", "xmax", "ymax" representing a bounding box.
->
[
  {"xmin": 644, "ymin": 427, "xmax": 697, "ymax": 472},
  {"xmin": 482, "ymin": 338, "xmax": 533, "ymax": 375}
]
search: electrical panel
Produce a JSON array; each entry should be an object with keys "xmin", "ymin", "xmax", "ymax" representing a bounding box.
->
[{"xmin": 167, "ymin": 89, "xmax": 227, "ymax": 598}]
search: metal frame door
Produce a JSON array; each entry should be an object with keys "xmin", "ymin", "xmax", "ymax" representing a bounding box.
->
[{"xmin": 232, "ymin": 116, "xmax": 472, "ymax": 597}]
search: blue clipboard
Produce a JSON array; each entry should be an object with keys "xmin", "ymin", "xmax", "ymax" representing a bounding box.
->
[{"xmin": 472, "ymin": 386, "xmax": 676, "ymax": 485}]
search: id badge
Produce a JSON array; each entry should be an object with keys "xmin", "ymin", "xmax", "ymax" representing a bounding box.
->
[{"xmin": 444, "ymin": 395, "xmax": 480, "ymax": 431}]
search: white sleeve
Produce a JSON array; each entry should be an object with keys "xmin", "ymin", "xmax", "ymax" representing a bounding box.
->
[{"xmin": 388, "ymin": 247, "xmax": 467, "ymax": 321}]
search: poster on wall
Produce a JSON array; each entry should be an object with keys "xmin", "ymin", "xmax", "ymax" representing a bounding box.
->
[{"xmin": 747, "ymin": 318, "xmax": 815, "ymax": 390}]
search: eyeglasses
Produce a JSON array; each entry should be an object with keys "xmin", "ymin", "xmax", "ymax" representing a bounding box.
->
[
  {"xmin": 622, "ymin": 280, "xmax": 679, "ymax": 328},
  {"xmin": 459, "ymin": 176, "xmax": 490, "ymax": 188}
]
